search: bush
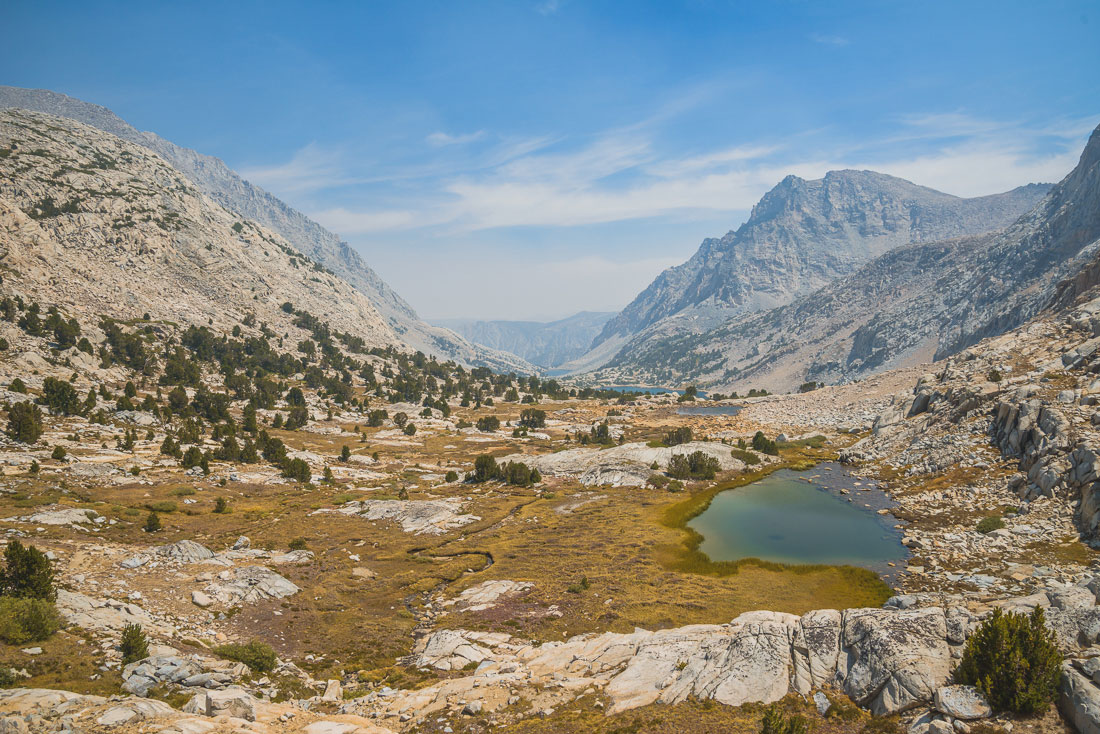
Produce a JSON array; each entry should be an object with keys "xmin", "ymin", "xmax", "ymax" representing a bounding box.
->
[
  {"xmin": 288, "ymin": 538, "xmax": 308, "ymax": 550},
  {"xmin": 519, "ymin": 408, "xmax": 546, "ymax": 429},
  {"xmin": 213, "ymin": 496, "xmax": 229, "ymax": 514},
  {"xmin": 6, "ymin": 401, "xmax": 43, "ymax": 443},
  {"xmin": 0, "ymin": 540, "xmax": 56, "ymax": 600},
  {"xmin": 647, "ymin": 473, "xmax": 670, "ymax": 489},
  {"xmin": 760, "ymin": 704, "xmax": 809, "ymax": 734},
  {"xmin": 214, "ymin": 640, "xmax": 277, "ymax": 673},
  {"xmin": 144, "ymin": 511, "xmax": 162, "ymax": 533},
  {"xmin": 50, "ymin": 445, "xmax": 66, "ymax": 461},
  {"xmin": 476, "ymin": 416, "xmax": 500, "ymax": 432},
  {"xmin": 988, "ymin": 369, "xmax": 1004, "ymax": 383},
  {"xmin": 120, "ymin": 623, "xmax": 149, "ymax": 664},
  {"xmin": 41, "ymin": 377, "xmax": 81, "ymax": 415},
  {"xmin": 0, "ymin": 597, "xmax": 62, "ymax": 644},
  {"xmin": 340, "ymin": 445, "xmax": 351, "ymax": 462},
  {"xmin": 731, "ymin": 448, "xmax": 760, "ymax": 465},
  {"xmin": 752, "ymin": 431, "xmax": 779, "ymax": 455},
  {"xmin": 445, "ymin": 470, "xmax": 459, "ymax": 483},
  {"xmin": 281, "ymin": 457, "xmax": 311, "ymax": 483},
  {"xmin": 8, "ymin": 378, "xmax": 26, "ymax": 393},
  {"xmin": 403, "ymin": 422, "xmax": 417, "ymax": 436},
  {"xmin": 145, "ymin": 501, "xmax": 176, "ymax": 513},
  {"xmin": 473, "ymin": 454, "xmax": 500, "ymax": 482},
  {"xmin": 977, "ymin": 516, "xmax": 1005, "ymax": 534},
  {"xmin": 667, "ymin": 451, "xmax": 720, "ymax": 480},
  {"xmin": 664, "ymin": 427, "xmax": 693, "ymax": 446},
  {"xmin": 954, "ymin": 607, "xmax": 1062, "ymax": 714}
]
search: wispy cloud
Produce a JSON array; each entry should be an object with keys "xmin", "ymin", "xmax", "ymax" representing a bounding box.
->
[
  {"xmin": 253, "ymin": 108, "xmax": 1095, "ymax": 239},
  {"xmin": 426, "ymin": 130, "xmax": 486, "ymax": 146},
  {"xmin": 810, "ymin": 33, "xmax": 850, "ymax": 47},
  {"xmin": 237, "ymin": 142, "xmax": 355, "ymax": 194},
  {"xmin": 535, "ymin": 0, "xmax": 563, "ymax": 16}
]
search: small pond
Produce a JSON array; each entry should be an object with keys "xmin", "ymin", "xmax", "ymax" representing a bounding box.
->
[
  {"xmin": 676, "ymin": 404, "xmax": 742, "ymax": 416},
  {"xmin": 688, "ymin": 463, "xmax": 907, "ymax": 574}
]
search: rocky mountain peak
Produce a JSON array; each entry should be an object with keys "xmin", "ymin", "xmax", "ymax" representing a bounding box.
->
[{"xmin": 587, "ymin": 168, "xmax": 1052, "ymax": 359}]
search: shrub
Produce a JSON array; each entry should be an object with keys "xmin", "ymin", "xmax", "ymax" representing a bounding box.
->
[
  {"xmin": 667, "ymin": 451, "xmax": 720, "ymax": 480},
  {"xmin": 403, "ymin": 422, "xmax": 417, "ymax": 436},
  {"xmin": 340, "ymin": 445, "xmax": 351, "ymax": 461},
  {"xmin": 0, "ymin": 597, "xmax": 62, "ymax": 644},
  {"xmin": 519, "ymin": 408, "xmax": 546, "ymax": 429},
  {"xmin": 977, "ymin": 516, "xmax": 1005, "ymax": 534},
  {"xmin": 954, "ymin": 607, "xmax": 1062, "ymax": 714},
  {"xmin": 664, "ymin": 426, "xmax": 693, "ymax": 446},
  {"xmin": 473, "ymin": 454, "xmax": 500, "ymax": 482},
  {"xmin": 120, "ymin": 623, "xmax": 149, "ymax": 664},
  {"xmin": 988, "ymin": 369, "xmax": 1004, "ymax": 383},
  {"xmin": 145, "ymin": 501, "xmax": 176, "ymax": 513},
  {"xmin": 760, "ymin": 704, "xmax": 809, "ymax": 734},
  {"xmin": 731, "ymin": 448, "xmax": 760, "ymax": 465},
  {"xmin": 288, "ymin": 538, "xmax": 308, "ymax": 550},
  {"xmin": 215, "ymin": 640, "xmax": 277, "ymax": 673},
  {"xmin": 445, "ymin": 470, "xmax": 459, "ymax": 483},
  {"xmin": 6, "ymin": 401, "xmax": 43, "ymax": 443},
  {"xmin": 476, "ymin": 416, "xmax": 500, "ymax": 432},
  {"xmin": 214, "ymin": 496, "xmax": 229, "ymax": 514},
  {"xmin": 51, "ymin": 446, "xmax": 66, "ymax": 461},
  {"xmin": 566, "ymin": 575, "xmax": 590, "ymax": 594},
  {"xmin": 144, "ymin": 511, "xmax": 162, "ymax": 533},
  {"xmin": 8, "ymin": 378, "xmax": 26, "ymax": 393},
  {"xmin": 0, "ymin": 540, "xmax": 56, "ymax": 600},
  {"xmin": 647, "ymin": 473, "xmax": 670, "ymax": 489},
  {"xmin": 41, "ymin": 377, "xmax": 81, "ymax": 415},
  {"xmin": 281, "ymin": 457, "xmax": 311, "ymax": 483},
  {"xmin": 752, "ymin": 431, "xmax": 779, "ymax": 455}
]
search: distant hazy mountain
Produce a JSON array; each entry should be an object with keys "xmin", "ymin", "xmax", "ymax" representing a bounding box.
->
[
  {"xmin": 589, "ymin": 123, "xmax": 1100, "ymax": 392},
  {"xmin": 0, "ymin": 85, "xmax": 535, "ymax": 374},
  {"xmin": 586, "ymin": 171, "xmax": 1052, "ymax": 368},
  {"xmin": 432, "ymin": 312, "xmax": 615, "ymax": 369}
]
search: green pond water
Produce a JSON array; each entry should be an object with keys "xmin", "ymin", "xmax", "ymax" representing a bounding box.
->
[{"xmin": 688, "ymin": 465, "xmax": 907, "ymax": 572}]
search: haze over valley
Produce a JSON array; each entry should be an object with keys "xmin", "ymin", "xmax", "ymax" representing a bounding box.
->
[{"xmin": 0, "ymin": 3, "xmax": 1099, "ymax": 734}]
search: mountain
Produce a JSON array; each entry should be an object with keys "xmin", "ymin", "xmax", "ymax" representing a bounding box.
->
[
  {"xmin": 431, "ymin": 311, "xmax": 615, "ymax": 369},
  {"xmin": 588, "ymin": 170, "xmax": 1052, "ymax": 364},
  {"xmin": 590, "ymin": 123, "xmax": 1100, "ymax": 392},
  {"xmin": 0, "ymin": 108, "xmax": 397, "ymax": 348},
  {"xmin": 0, "ymin": 85, "xmax": 534, "ymax": 374}
]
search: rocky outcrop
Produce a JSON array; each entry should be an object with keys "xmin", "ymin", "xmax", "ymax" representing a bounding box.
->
[
  {"xmin": 201, "ymin": 566, "xmax": 299, "ymax": 606},
  {"xmin": 502, "ymin": 441, "xmax": 748, "ymax": 488},
  {"xmin": 313, "ymin": 499, "xmax": 479, "ymax": 535},
  {"xmin": 394, "ymin": 606, "xmax": 967, "ymax": 720}
]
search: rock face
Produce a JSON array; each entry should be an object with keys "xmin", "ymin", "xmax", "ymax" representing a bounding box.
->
[
  {"xmin": 202, "ymin": 566, "xmax": 299, "ymax": 606},
  {"xmin": 315, "ymin": 498, "xmax": 479, "ymax": 535},
  {"xmin": 398, "ymin": 607, "xmax": 968, "ymax": 720},
  {"xmin": 0, "ymin": 108, "xmax": 397, "ymax": 353},
  {"xmin": 587, "ymin": 124, "xmax": 1100, "ymax": 393},
  {"xmin": 0, "ymin": 85, "xmax": 534, "ymax": 373},
  {"xmin": 586, "ymin": 170, "xmax": 1051, "ymax": 368}
]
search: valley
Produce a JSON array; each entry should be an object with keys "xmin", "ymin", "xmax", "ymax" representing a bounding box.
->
[{"xmin": 1, "ymin": 94, "xmax": 1099, "ymax": 734}]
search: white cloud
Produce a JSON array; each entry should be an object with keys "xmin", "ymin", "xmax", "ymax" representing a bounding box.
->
[
  {"xmin": 426, "ymin": 130, "xmax": 486, "ymax": 146},
  {"xmin": 238, "ymin": 142, "xmax": 354, "ymax": 194}
]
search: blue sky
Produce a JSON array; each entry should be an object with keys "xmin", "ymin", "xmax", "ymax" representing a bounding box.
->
[{"xmin": 4, "ymin": 1, "xmax": 1099, "ymax": 320}]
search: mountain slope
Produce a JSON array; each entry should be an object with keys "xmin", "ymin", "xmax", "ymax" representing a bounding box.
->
[
  {"xmin": 0, "ymin": 108, "xmax": 397, "ymax": 347},
  {"xmin": 591, "ymin": 123, "xmax": 1100, "ymax": 392},
  {"xmin": 431, "ymin": 311, "xmax": 614, "ymax": 369},
  {"xmin": 0, "ymin": 85, "xmax": 533, "ymax": 373},
  {"xmin": 591, "ymin": 171, "xmax": 1051, "ymax": 355}
]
